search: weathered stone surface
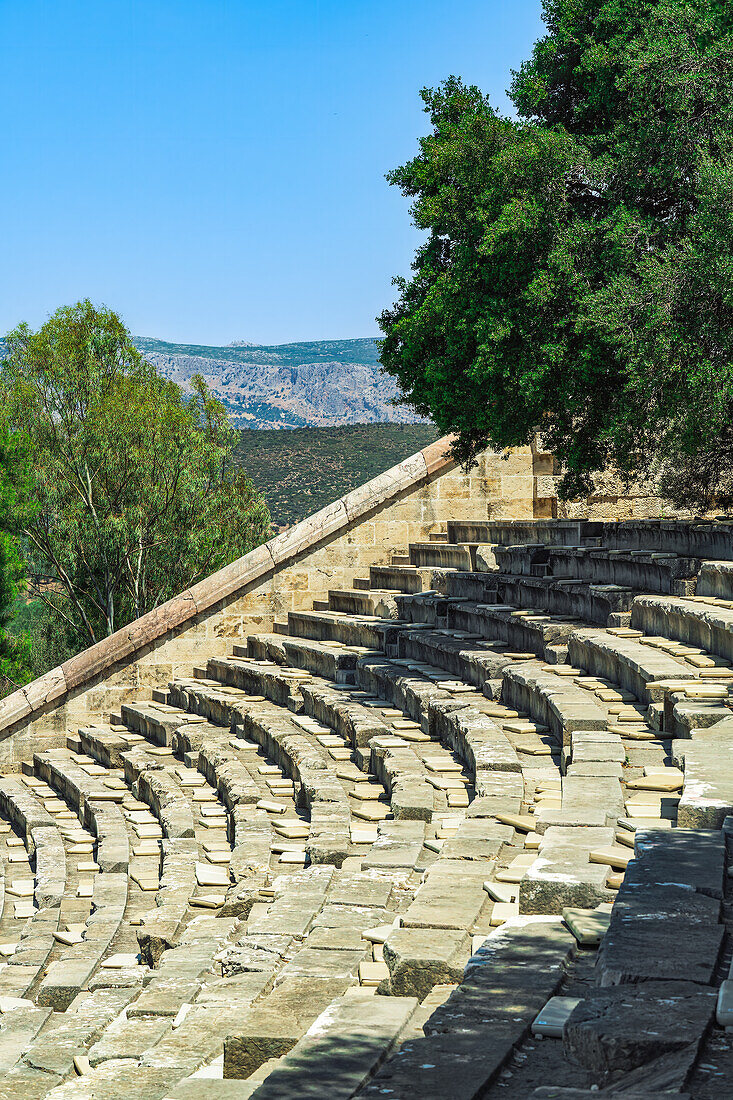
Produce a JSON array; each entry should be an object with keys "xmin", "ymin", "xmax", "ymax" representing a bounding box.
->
[
  {"xmin": 383, "ymin": 927, "xmax": 470, "ymax": 1000},
  {"xmin": 521, "ymin": 826, "xmax": 615, "ymax": 914},
  {"xmin": 401, "ymin": 864, "xmax": 490, "ymax": 931},
  {"xmin": 88, "ymin": 1014, "xmax": 172, "ymax": 1066},
  {"xmin": 632, "ymin": 827, "xmax": 726, "ymax": 898},
  {"xmin": 564, "ymin": 981, "xmax": 716, "ymax": 1076},
  {"xmin": 598, "ymin": 916, "xmax": 723, "ymax": 986},
  {"xmin": 245, "ymin": 993, "xmax": 418, "ymax": 1099},
  {"xmin": 362, "ymin": 917, "xmax": 575, "ymax": 1098},
  {"xmin": 223, "ymin": 976, "xmax": 350, "ymax": 1078},
  {"xmin": 532, "ymin": 1091, "xmax": 689, "ymax": 1099}
]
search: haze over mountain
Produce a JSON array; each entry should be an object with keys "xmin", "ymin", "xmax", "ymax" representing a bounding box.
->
[{"xmin": 134, "ymin": 336, "xmax": 424, "ymax": 429}]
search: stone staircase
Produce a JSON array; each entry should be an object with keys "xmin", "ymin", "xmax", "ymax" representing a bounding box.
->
[{"xmin": 1, "ymin": 509, "xmax": 733, "ymax": 1097}]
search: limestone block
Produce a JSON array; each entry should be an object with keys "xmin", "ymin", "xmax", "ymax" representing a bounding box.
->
[{"xmin": 383, "ymin": 927, "xmax": 470, "ymax": 1000}]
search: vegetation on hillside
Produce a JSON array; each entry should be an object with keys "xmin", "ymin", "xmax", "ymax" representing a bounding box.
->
[
  {"xmin": 379, "ymin": 0, "xmax": 733, "ymax": 510},
  {"xmin": 0, "ymin": 301, "xmax": 271, "ymax": 672},
  {"xmin": 233, "ymin": 424, "xmax": 439, "ymax": 527}
]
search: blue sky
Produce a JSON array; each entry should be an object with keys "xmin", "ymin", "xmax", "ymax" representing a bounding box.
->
[{"xmin": 1, "ymin": 0, "xmax": 544, "ymax": 345}]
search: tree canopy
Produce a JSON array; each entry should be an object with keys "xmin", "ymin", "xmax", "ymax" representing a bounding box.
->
[
  {"xmin": 379, "ymin": 0, "xmax": 733, "ymax": 508},
  {"xmin": 0, "ymin": 429, "xmax": 33, "ymax": 693},
  {"xmin": 1, "ymin": 300, "xmax": 271, "ymax": 651}
]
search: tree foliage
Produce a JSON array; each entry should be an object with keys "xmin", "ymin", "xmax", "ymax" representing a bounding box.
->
[
  {"xmin": 1, "ymin": 300, "xmax": 271, "ymax": 650},
  {"xmin": 0, "ymin": 429, "xmax": 33, "ymax": 693},
  {"xmin": 379, "ymin": 1, "xmax": 733, "ymax": 507}
]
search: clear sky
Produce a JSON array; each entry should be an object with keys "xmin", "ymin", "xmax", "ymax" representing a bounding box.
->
[{"xmin": 1, "ymin": 0, "xmax": 544, "ymax": 346}]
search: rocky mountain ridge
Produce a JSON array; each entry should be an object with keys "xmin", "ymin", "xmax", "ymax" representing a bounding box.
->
[{"xmin": 133, "ymin": 336, "xmax": 423, "ymax": 428}]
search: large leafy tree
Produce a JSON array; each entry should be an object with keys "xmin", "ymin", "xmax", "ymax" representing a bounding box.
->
[
  {"xmin": 0, "ymin": 429, "xmax": 33, "ymax": 693},
  {"xmin": 379, "ymin": 1, "xmax": 733, "ymax": 507},
  {"xmin": 1, "ymin": 300, "xmax": 271, "ymax": 649}
]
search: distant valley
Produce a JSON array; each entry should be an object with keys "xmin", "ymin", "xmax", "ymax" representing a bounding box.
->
[{"xmin": 134, "ymin": 336, "xmax": 424, "ymax": 428}]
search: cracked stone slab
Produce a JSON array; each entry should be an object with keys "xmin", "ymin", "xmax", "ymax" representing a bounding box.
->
[{"xmin": 563, "ymin": 981, "xmax": 716, "ymax": 1076}]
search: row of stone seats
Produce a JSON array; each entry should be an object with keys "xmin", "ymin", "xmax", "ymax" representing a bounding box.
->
[
  {"xmin": 0, "ymin": 549, "xmax": 546, "ymax": 1092},
  {"xmin": 389, "ymin": 592, "xmax": 727, "ymax": 744},
  {"xmin": 446, "ymin": 519, "xmax": 594, "ymax": 546},
  {"xmin": 0, "ymin": 743, "xmax": 158, "ymax": 1089},
  {"xmin": 337, "ymin": 522, "xmax": 733, "ymax": 1095},
  {"xmin": 351, "ymin": 647, "xmax": 614, "ymax": 973},
  {"xmin": 282, "ymin": 609, "xmax": 399, "ymax": 654},
  {"xmin": 358, "ymin": 644, "xmax": 633, "ymax": 923},
  {"xmin": 345, "ymin": 638, "xmax": 717, "ymax": 1091},
  {"xmin": 155, "ymin": 664, "xmax": 491, "ymax": 1087},
  {"xmin": 373, "ymin": 562, "xmax": 634, "ymax": 628},
  {"xmin": 195, "ymin": 627, "xmax": 606, "ymax": 1027},
  {"xmin": 448, "ymin": 515, "xmax": 733, "ymax": 564},
  {"xmin": 493, "ymin": 543, "xmax": 701, "ymax": 597},
  {"xmin": 416, "ymin": 520, "xmax": 733, "ymax": 615},
  {"xmin": 631, "ymin": 592, "xmax": 733, "ymax": 667}
]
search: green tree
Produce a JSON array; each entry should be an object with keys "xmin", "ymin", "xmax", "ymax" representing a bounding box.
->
[
  {"xmin": 0, "ymin": 429, "xmax": 34, "ymax": 693},
  {"xmin": 379, "ymin": 2, "xmax": 733, "ymax": 507},
  {"xmin": 1, "ymin": 300, "xmax": 271, "ymax": 651}
]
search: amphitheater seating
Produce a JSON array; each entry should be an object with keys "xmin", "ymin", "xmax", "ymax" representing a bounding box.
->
[{"xmin": 0, "ymin": 516, "xmax": 732, "ymax": 1097}]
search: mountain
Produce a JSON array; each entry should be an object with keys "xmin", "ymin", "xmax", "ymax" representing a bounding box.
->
[{"xmin": 133, "ymin": 336, "xmax": 424, "ymax": 429}]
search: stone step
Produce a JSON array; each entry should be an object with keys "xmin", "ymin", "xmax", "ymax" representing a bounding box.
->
[
  {"xmin": 408, "ymin": 542, "xmax": 473, "ymax": 571},
  {"xmin": 673, "ymin": 718, "xmax": 733, "ymax": 828},
  {"xmin": 358, "ymin": 917, "xmax": 576, "ymax": 1098},
  {"xmin": 492, "ymin": 573, "xmax": 635, "ymax": 626},
  {"xmin": 249, "ymin": 633, "xmax": 365, "ymax": 685},
  {"xmin": 568, "ymin": 627, "xmax": 699, "ymax": 708},
  {"xmin": 597, "ymin": 827, "xmax": 725, "ymax": 986},
  {"xmin": 520, "ymin": 826, "xmax": 616, "ymax": 913},
  {"xmin": 598, "ymin": 518, "xmax": 733, "ymax": 561},
  {"xmin": 286, "ymin": 610, "xmax": 399, "ymax": 651},
  {"xmin": 328, "ymin": 589, "xmax": 402, "ymax": 619},
  {"xmin": 448, "ymin": 602, "xmax": 583, "ymax": 660},
  {"xmin": 396, "ymin": 629, "xmax": 514, "ymax": 693},
  {"xmin": 370, "ymin": 563, "xmax": 454, "ymax": 594},
  {"xmin": 493, "ymin": 543, "xmax": 701, "ymax": 597},
  {"xmin": 502, "ymin": 662, "xmax": 607, "ymax": 752},
  {"xmin": 356, "ymin": 656, "xmax": 520, "ymax": 786},
  {"xmin": 445, "ymin": 571, "xmax": 498, "ymax": 602},
  {"xmin": 447, "ymin": 519, "xmax": 594, "ymax": 547},
  {"xmin": 395, "ymin": 592, "xmax": 451, "ymax": 627},
  {"xmin": 545, "ymin": 546, "xmax": 700, "ymax": 596},
  {"xmin": 244, "ymin": 992, "xmax": 419, "ymax": 1098},
  {"xmin": 697, "ymin": 559, "xmax": 733, "ymax": 600},
  {"xmin": 212, "ymin": 653, "xmax": 309, "ymax": 711}
]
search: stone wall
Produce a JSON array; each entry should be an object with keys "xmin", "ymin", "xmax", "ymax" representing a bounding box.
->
[
  {"xmin": 1, "ymin": 438, "xmax": 537, "ymax": 764},
  {"xmin": 531, "ymin": 446, "xmax": 693, "ymax": 521}
]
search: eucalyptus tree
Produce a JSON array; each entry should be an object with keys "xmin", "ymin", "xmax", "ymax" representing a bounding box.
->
[{"xmin": 1, "ymin": 300, "xmax": 271, "ymax": 650}]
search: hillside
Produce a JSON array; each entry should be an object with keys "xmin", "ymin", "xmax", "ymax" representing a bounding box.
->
[
  {"xmin": 233, "ymin": 423, "xmax": 440, "ymax": 527},
  {"xmin": 134, "ymin": 336, "xmax": 424, "ymax": 428}
]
